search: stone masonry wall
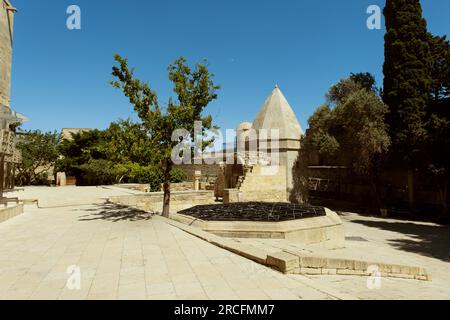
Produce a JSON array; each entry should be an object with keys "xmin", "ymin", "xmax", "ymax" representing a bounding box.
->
[
  {"xmin": 109, "ymin": 190, "xmax": 216, "ymax": 214},
  {"xmin": 176, "ymin": 164, "xmax": 221, "ymax": 182},
  {"xmin": 0, "ymin": 0, "xmax": 14, "ymax": 107},
  {"xmin": 238, "ymin": 165, "xmax": 287, "ymax": 202}
]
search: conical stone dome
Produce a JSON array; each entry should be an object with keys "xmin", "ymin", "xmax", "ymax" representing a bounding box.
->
[{"xmin": 252, "ymin": 85, "xmax": 303, "ymax": 140}]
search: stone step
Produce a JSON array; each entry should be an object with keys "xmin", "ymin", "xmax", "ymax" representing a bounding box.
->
[{"xmin": 168, "ymin": 216, "xmax": 431, "ymax": 282}]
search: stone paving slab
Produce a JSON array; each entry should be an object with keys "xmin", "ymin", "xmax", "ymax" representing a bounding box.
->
[
  {"xmin": 237, "ymin": 213, "xmax": 450, "ymax": 299},
  {"xmin": 169, "ymin": 216, "xmax": 431, "ymax": 281},
  {"xmin": 0, "ymin": 188, "xmax": 342, "ymax": 300},
  {"xmin": 2, "ymin": 186, "xmax": 448, "ymax": 300}
]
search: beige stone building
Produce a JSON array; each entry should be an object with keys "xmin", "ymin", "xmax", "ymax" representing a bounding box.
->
[
  {"xmin": 0, "ymin": 0, "xmax": 15, "ymax": 109},
  {"xmin": 219, "ymin": 86, "xmax": 304, "ymax": 203}
]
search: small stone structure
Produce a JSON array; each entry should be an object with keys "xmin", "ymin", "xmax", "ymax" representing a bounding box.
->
[{"xmin": 219, "ymin": 86, "xmax": 304, "ymax": 203}]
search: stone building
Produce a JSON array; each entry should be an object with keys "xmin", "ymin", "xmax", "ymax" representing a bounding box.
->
[
  {"xmin": 0, "ymin": 0, "xmax": 15, "ymax": 109},
  {"xmin": 0, "ymin": 0, "xmax": 23, "ymax": 198},
  {"xmin": 251, "ymin": 85, "xmax": 304, "ymax": 193},
  {"xmin": 220, "ymin": 85, "xmax": 304, "ymax": 203}
]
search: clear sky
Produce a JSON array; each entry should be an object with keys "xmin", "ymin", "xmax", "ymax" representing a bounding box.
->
[{"xmin": 9, "ymin": 0, "xmax": 450, "ymax": 133}]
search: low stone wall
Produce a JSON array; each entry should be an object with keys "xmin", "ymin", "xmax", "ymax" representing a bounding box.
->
[
  {"xmin": 267, "ymin": 252, "xmax": 431, "ymax": 281},
  {"xmin": 224, "ymin": 165, "xmax": 288, "ymax": 203},
  {"xmin": 171, "ymin": 208, "xmax": 346, "ymax": 249},
  {"xmin": 168, "ymin": 218, "xmax": 431, "ymax": 282},
  {"xmin": 240, "ymin": 165, "xmax": 287, "ymax": 201},
  {"xmin": 0, "ymin": 204, "xmax": 24, "ymax": 223},
  {"xmin": 109, "ymin": 190, "xmax": 216, "ymax": 214},
  {"xmin": 176, "ymin": 164, "xmax": 221, "ymax": 182}
]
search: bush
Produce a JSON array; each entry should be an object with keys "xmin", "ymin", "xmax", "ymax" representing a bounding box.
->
[
  {"xmin": 170, "ymin": 167, "xmax": 187, "ymax": 183},
  {"xmin": 114, "ymin": 163, "xmax": 187, "ymax": 191},
  {"xmin": 60, "ymin": 159, "xmax": 187, "ymax": 190},
  {"xmin": 132, "ymin": 165, "xmax": 163, "ymax": 191},
  {"xmin": 77, "ymin": 159, "xmax": 116, "ymax": 186}
]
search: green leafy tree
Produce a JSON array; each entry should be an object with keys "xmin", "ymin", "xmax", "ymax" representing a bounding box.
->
[
  {"xmin": 103, "ymin": 119, "xmax": 154, "ymax": 166},
  {"xmin": 428, "ymin": 34, "xmax": 450, "ymax": 111},
  {"xmin": 383, "ymin": 0, "xmax": 432, "ymax": 156},
  {"xmin": 15, "ymin": 130, "xmax": 60, "ymax": 185},
  {"xmin": 55, "ymin": 121, "xmax": 187, "ymax": 188},
  {"xmin": 302, "ymin": 75, "xmax": 391, "ymax": 208},
  {"xmin": 424, "ymin": 34, "xmax": 450, "ymax": 214},
  {"xmin": 424, "ymin": 115, "xmax": 450, "ymax": 214},
  {"xmin": 327, "ymin": 72, "xmax": 378, "ymax": 105},
  {"xmin": 383, "ymin": 0, "xmax": 433, "ymax": 209},
  {"xmin": 55, "ymin": 129, "xmax": 105, "ymax": 179},
  {"xmin": 111, "ymin": 55, "xmax": 219, "ymax": 217}
]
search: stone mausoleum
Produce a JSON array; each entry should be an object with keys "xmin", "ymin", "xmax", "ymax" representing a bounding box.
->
[{"xmin": 217, "ymin": 85, "xmax": 304, "ymax": 203}]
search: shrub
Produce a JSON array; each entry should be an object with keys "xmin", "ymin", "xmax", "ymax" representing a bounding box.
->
[
  {"xmin": 170, "ymin": 167, "xmax": 187, "ymax": 183},
  {"xmin": 77, "ymin": 159, "xmax": 116, "ymax": 186}
]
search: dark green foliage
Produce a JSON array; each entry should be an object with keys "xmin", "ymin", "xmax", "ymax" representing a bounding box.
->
[
  {"xmin": 301, "ymin": 75, "xmax": 391, "ymax": 208},
  {"xmin": 383, "ymin": 0, "xmax": 450, "ymax": 212},
  {"xmin": 327, "ymin": 72, "xmax": 378, "ymax": 106},
  {"xmin": 56, "ymin": 120, "xmax": 189, "ymax": 189},
  {"xmin": 306, "ymin": 75, "xmax": 390, "ymax": 175},
  {"xmin": 425, "ymin": 35, "xmax": 450, "ymax": 213},
  {"xmin": 170, "ymin": 167, "xmax": 187, "ymax": 183},
  {"xmin": 77, "ymin": 159, "xmax": 117, "ymax": 186},
  {"xmin": 428, "ymin": 34, "xmax": 450, "ymax": 111},
  {"xmin": 15, "ymin": 130, "xmax": 60, "ymax": 186},
  {"xmin": 383, "ymin": 0, "xmax": 433, "ymax": 162},
  {"xmin": 56, "ymin": 129, "xmax": 104, "ymax": 177},
  {"xmin": 350, "ymin": 72, "xmax": 377, "ymax": 93},
  {"xmin": 102, "ymin": 119, "xmax": 153, "ymax": 166},
  {"xmin": 111, "ymin": 55, "xmax": 219, "ymax": 216}
]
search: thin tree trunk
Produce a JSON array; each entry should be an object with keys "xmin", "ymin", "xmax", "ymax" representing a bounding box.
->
[{"xmin": 162, "ymin": 160, "xmax": 172, "ymax": 218}]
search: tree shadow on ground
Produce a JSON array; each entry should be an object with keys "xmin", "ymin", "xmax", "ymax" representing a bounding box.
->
[
  {"xmin": 351, "ymin": 219, "xmax": 450, "ymax": 262},
  {"xmin": 78, "ymin": 203, "xmax": 154, "ymax": 222}
]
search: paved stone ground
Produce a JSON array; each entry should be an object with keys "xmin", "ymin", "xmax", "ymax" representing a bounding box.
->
[
  {"xmin": 312, "ymin": 213, "xmax": 450, "ymax": 299},
  {"xmin": 239, "ymin": 212, "xmax": 450, "ymax": 300},
  {"xmin": 0, "ymin": 187, "xmax": 343, "ymax": 300},
  {"xmin": 1, "ymin": 186, "xmax": 449, "ymax": 300}
]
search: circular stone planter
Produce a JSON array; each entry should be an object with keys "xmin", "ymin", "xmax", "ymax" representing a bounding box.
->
[{"xmin": 172, "ymin": 203, "xmax": 346, "ymax": 249}]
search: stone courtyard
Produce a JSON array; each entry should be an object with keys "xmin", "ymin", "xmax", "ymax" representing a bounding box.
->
[{"xmin": 0, "ymin": 186, "xmax": 449, "ymax": 300}]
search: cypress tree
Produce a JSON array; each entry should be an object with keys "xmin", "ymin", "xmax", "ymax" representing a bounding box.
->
[{"xmin": 383, "ymin": 0, "xmax": 433, "ymax": 162}]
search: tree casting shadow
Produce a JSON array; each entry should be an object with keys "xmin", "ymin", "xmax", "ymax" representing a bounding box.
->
[
  {"xmin": 351, "ymin": 219, "xmax": 450, "ymax": 262},
  {"xmin": 78, "ymin": 202, "xmax": 154, "ymax": 222}
]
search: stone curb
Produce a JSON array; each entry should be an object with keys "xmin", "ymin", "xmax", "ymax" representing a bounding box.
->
[
  {"xmin": 0, "ymin": 204, "xmax": 24, "ymax": 223},
  {"xmin": 167, "ymin": 216, "xmax": 431, "ymax": 283}
]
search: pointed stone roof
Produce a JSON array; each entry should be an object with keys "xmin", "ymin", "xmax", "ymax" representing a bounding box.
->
[{"xmin": 252, "ymin": 85, "xmax": 304, "ymax": 140}]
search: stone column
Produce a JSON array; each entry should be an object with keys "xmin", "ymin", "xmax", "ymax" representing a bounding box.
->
[{"xmin": 193, "ymin": 170, "xmax": 201, "ymax": 191}]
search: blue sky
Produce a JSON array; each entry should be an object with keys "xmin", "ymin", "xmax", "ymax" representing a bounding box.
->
[{"xmin": 10, "ymin": 0, "xmax": 450, "ymax": 133}]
